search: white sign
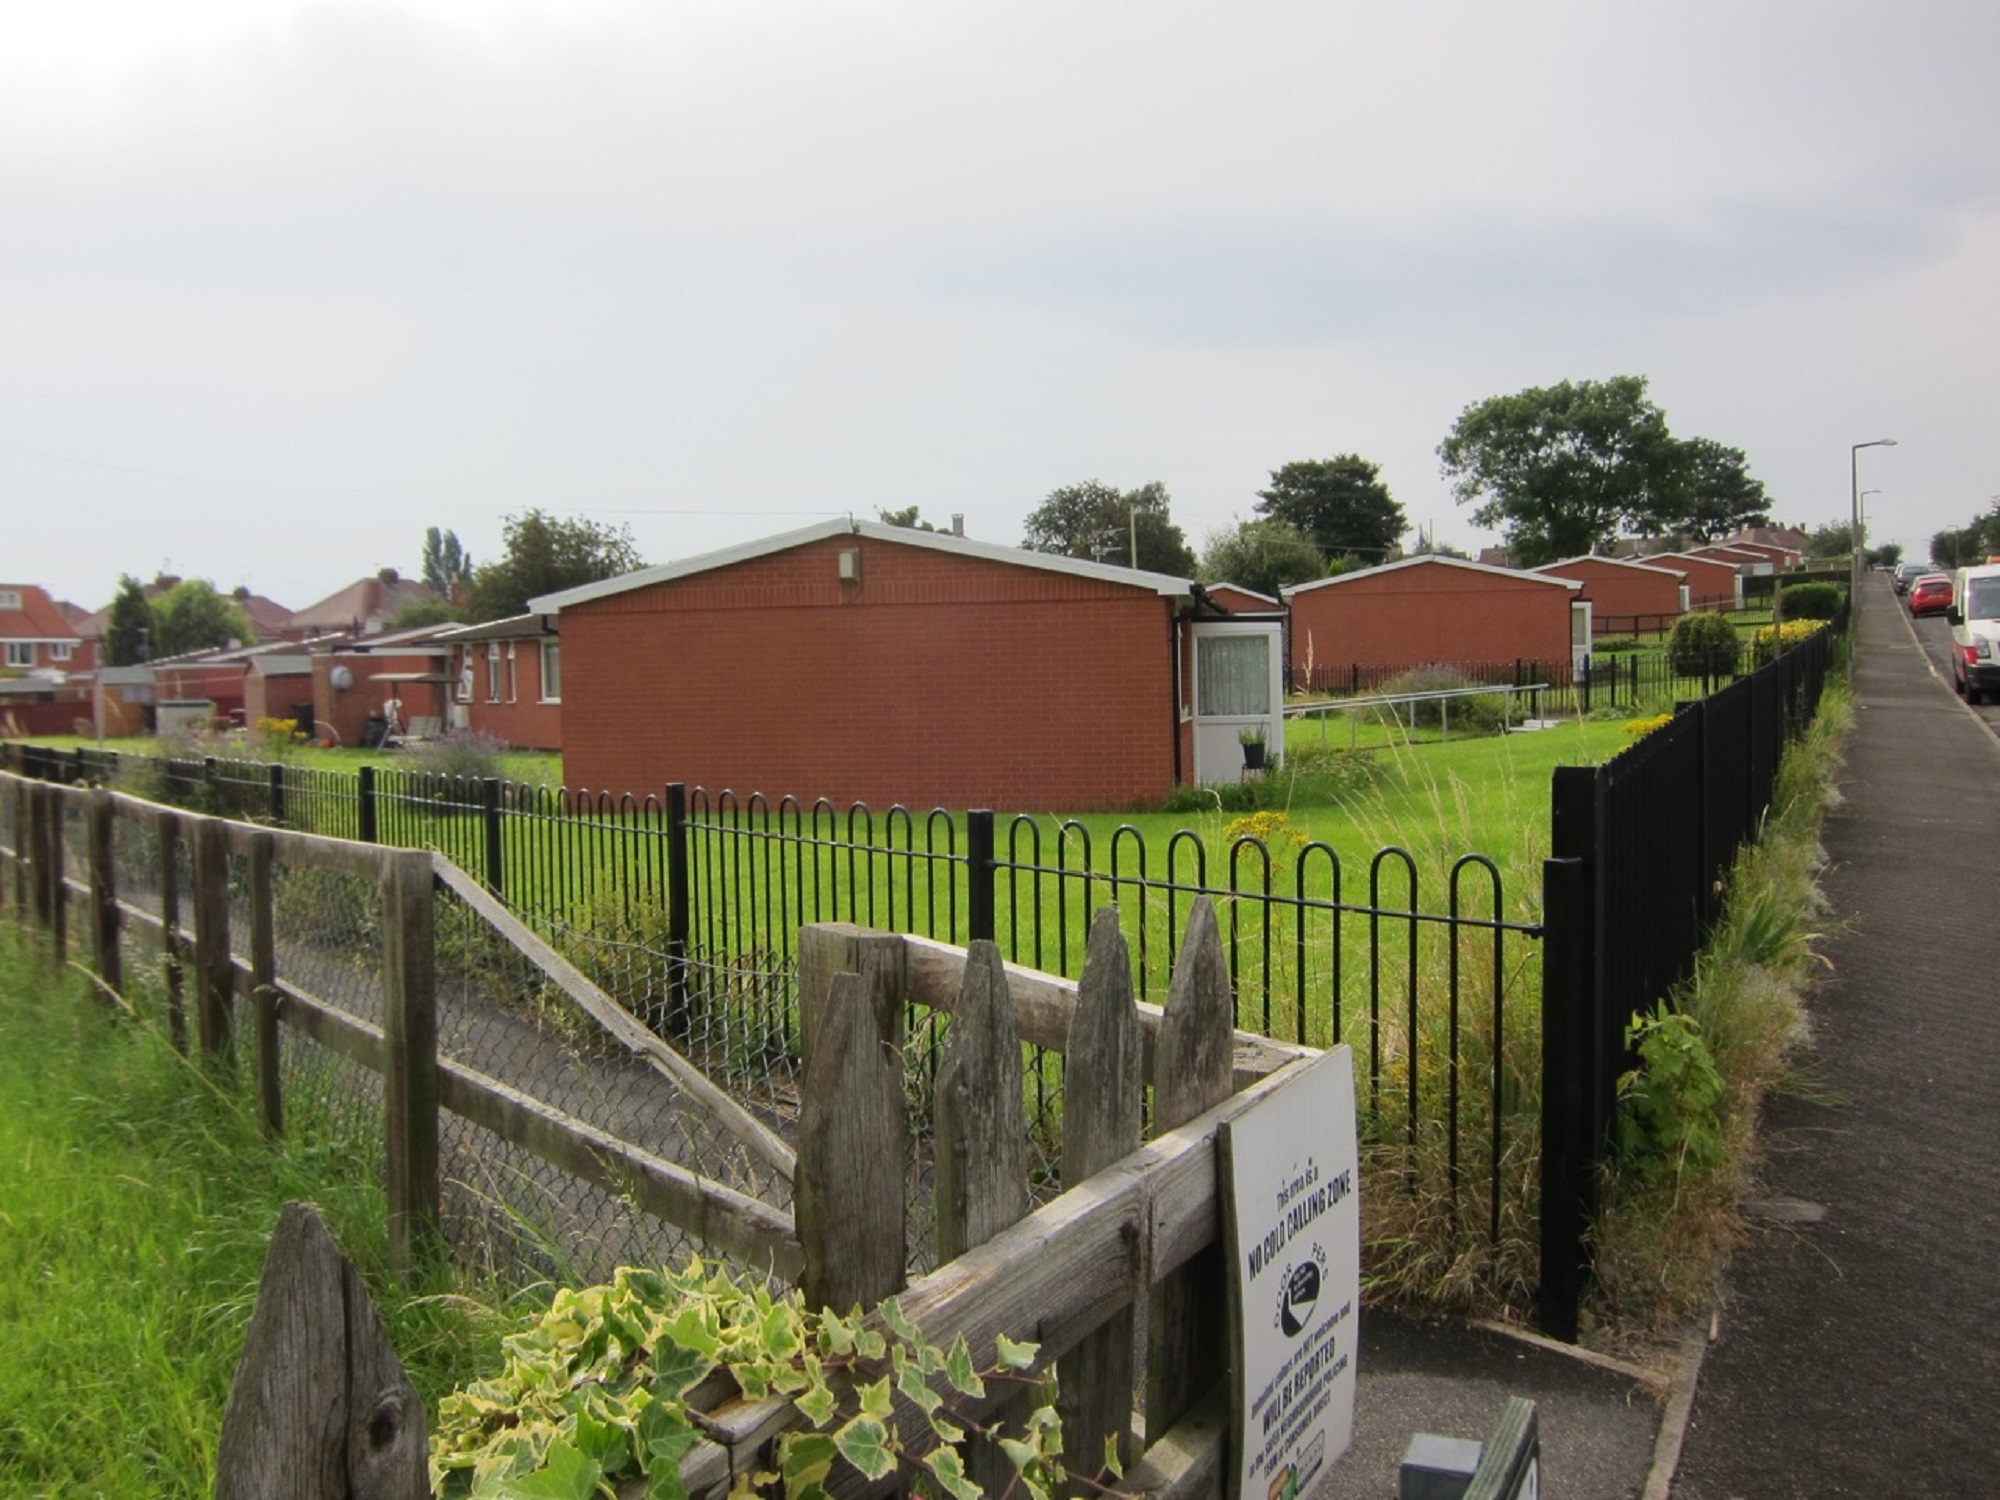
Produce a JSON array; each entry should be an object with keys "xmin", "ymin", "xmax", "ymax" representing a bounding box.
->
[{"xmin": 1219, "ymin": 1046, "xmax": 1360, "ymax": 1500}]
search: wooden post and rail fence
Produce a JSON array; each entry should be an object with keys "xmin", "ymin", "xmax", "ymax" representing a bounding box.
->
[{"xmin": 1, "ymin": 771, "xmax": 1330, "ymax": 1496}]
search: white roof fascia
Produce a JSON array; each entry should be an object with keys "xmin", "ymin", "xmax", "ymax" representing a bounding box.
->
[
  {"xmin": 1283, "ymin": 553, "xmax": 1581, "ymax": 600},
  {"xmin": 528, "ymin": 517, "xmax": 1197, "ymax": 614},
  {"xmin": 1535, "ymin": 555, "xmax": 1689, "ymax": 580}
]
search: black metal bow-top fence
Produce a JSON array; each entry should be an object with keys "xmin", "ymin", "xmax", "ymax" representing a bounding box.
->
[
  {"xmin": 1537, "ymin": 619, "xmax": 1837, "ymax": 1337},
  {"xmin": 0, "ymin": 615, "xmax": 1842, "ymax": 1337}
]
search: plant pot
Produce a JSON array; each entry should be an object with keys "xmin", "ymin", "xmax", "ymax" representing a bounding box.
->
[{"xmin": 1241, "ymin": 740, "xmax": 1267, "ymax": 771}]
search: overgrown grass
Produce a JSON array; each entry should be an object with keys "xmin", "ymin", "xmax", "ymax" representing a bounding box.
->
[
  {"xmin": 0, "ymin": 932, "xmax": 507, "ymax": 1498},
  {"xmin": 1585, "ymin": 685, "xmax": 1854, "ymax": 1344}
]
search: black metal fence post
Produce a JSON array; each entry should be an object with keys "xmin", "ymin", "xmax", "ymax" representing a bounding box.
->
[
  {"xmin": 1540, "ymin": 770, "xmax": 1601, "ymax": 1342},
  {"xmin": 481, "ymin": 778, "xmax": 504, "ymax": 894},
  {"xmin": 358, "ymin": 765, "xmax": 377, "ymax": 844},
  {"xmin": 268, "ymin": 763, "xmax": 286, "ymax": 827},
  {"xmin": 966, "ymin": 809, "xmax": 995, "ymax": 943},
  {"xmin": 664, "ymin": 782, "xmax": 691, "ymax": 1037}
]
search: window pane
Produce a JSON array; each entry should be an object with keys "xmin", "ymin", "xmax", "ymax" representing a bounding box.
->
[{"xmin": 1197, "ymin": 634, "xmax": 1270, "ymax": 716}]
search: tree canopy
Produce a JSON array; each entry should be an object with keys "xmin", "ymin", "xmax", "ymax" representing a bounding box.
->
[
  {"xmin": 1021, "ymin": 480, "xmax": 1196, "ymax": 575},
  {"xmin": 466, "ymin": 509, "xmax": 643, "ymax": 621},
  {"xmin": 877, "ymin": 506, "xmax": 938, "ymax": 531},
  {"xmin": 1197, "ymin": 518, "xmax": 1325, "ymax": 600},
  {"xmin": 149, "ymin": 579, "xmax": 255, "ymax": 658},
  {"xmin": 1670, "ymin": 438, "xmax": 1771, "ymax": 541},
  {"xmin": 1253, "ymin": 457, "xmax": 1406, "ymax": 564},
  {"xmin": 104, "ymin": 575, "xmax": 152, "ymax": 666},
  {"xmin": 1438, "ymin": 376, "xmax": 1691, "ymax": 567},
  {"xmin": 421, "ymin": 527, "xmax": 474, "ymax": 598}
]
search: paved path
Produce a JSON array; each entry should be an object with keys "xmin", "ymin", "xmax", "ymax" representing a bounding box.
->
[{"xmin": 1671, "ymin": 577, "xmax": 2000, "ymax": 1496}]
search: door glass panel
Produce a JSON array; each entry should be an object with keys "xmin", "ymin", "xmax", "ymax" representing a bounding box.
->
[{"xmin": 1197, "ymin": 634, "xmax": 1270, "ymax": 716}]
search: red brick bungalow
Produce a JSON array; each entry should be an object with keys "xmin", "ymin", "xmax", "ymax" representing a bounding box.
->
[
  {"xmin": 1283, "ymin": 556, "xmax": 1586, "ymax": 691},
  {"xmin": 1531, "ymin": 556, "xmax": 1687, "ymax": 637},
  {"xmin": 531, "ymin": 520, "xmax": 1284, "ymax": 808},
  {"xmin": 438, "ymin": 614, "xmax": 564, "ymax": 751},
  {"xmin": 1648, "ymin": 552, "xmax": 1745, "ymax": 610},
  {"xmin": 309, "ymin": 626, "xmax": 456, "ymax": 747},
  {"xmin": 152, "ymin": 655, "xmax": 250, "ymax": 729}
]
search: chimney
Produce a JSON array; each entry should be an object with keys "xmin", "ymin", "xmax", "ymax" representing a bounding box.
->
[
  {"xmin": 377, "ymin": 567, "xmax": 400, "ymax": 584},
  {"xmin": 951, "ymin": 514, "xmax": 965, "ymax": 537}
]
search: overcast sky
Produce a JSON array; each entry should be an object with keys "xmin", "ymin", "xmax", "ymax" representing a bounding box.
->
[{"xmin": 7, "ymin": 0, "xmax": 1996, "ymax": 613}]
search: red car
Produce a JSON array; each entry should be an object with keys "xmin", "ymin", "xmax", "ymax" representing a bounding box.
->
[{"xmin": 1909, "ymin": 575, "xmax": 1954, "ymax": 617}]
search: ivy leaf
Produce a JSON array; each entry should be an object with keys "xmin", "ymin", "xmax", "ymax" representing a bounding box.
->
[
  {"xmin": 833, "ymin": 1416, "xmax": 897, "ymax": 1482},
  {"xmin": 922, "ymin": 1446, "xmax": 985, "ymax": 1500},
  {"xmin": 644, "ymin": 1463, "xmax": 691, "ymax": 1500},
  {"xmin": 660, "ymin": 1306, "xmax": 719, "ymax": 1361},
  {"xmin": 896, "ymin": 1357, "xmax": 943, "ymax": 1415},
  {"xmin": 998, "ymin": 1436, "xmax": 1040, "ymax": 1474},
  {"xmin": 795, "ymin": 1379, "xmax": 838, "ymax": 1430},
  {"xmin": 942, "ymin": 1334, "xmax": 984, "ymax": 1399},
  {"xmin": 856, "ymin": 1376, "xmax": 895, "ymax": 1423},
  {"xmin": 781, "ymin": 1432, "xmax": 838, "ymax": 1493},
  {"xmin": 817, "ymin": 1310, "xmax": 856, "ymax": 1359},
  {"xmin": 855, "ymin": 1328, "xmax": 888, "ymax": 1361},
  {"xmin": 759, "ymin": 1302, "xmax": 802, "ymax": 1361},
  {"xmin": 494, "ymin": 1442, "xmax": 603, "ymax": 1500},
  {"xmin": 1102, "ymin": 1433, "xmax": 1126, "ymax": 1480},
  {"xmin": 648, "ymin": 1336, "xmax": 712, "ymax": 1399},
  {"xmin": 636, "ymin": 1402, "xmax": 701, "ymax": 1469},
  {"xmin": 994, "ymin": 1334, "xmax": 1040, "ymax": 1371},
  {"xmin": 879, "ymin": 1296, "xmax": 922, "ymax": 1344}
]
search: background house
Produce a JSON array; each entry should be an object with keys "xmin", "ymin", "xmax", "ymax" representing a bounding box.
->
[
  {"xmin": 288, "ymin": 569, "xmax": 440, "ymax": 644},
  {"xmin": 1649, "ymin": 552, "xmax": 1748, "ymax": 609},
  {"xmin": 309, "ymin": 625, "xmax": 456, "ymax": 746},
  {"xmin": 532, "ymin": 520, "xmax": 1282, "ymax": 808},
  {"xmin": 438, "ymin": 614, "xmax": 564, "ymax": 751},
  {"xmin": 1531, "ymin": 556, "xmax": 1687, "ymax": 637},
  {"xmin": 1284, "ymin": 556, "xmax": 1586, "ymax": 691}
]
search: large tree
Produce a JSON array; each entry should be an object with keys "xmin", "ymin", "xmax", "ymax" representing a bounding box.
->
[
  {"xmin": 149, "ymin": 579, "xmax": 255, "ymax": 658},
  {"xmin": 1021, "ymin": 480, "xmax": 1196, "ymax": 575},
  {"xmin": 104, "ymin": 575, "xmax": 153, "ymax": 666},
  {"xmin": 877, "ymin": 505, "xmax": 938, "ymax": 531},
  {"xmin": 465, "ymin": 509, "xmax": 643, "ymax": 621},
  {"xmin": 1437, "ymin": 375, "xmax": 1684, "ymax": 567},
  {"xmin": 1253, "ymin": 456, "xmax": 1406, "ymax": 564},
  {"xmin": 421, "ymin": 526, "xmax": 474, "ymax": 598},
  {"xmin": 1198, "ymin": 518, "xmax": 1326, "ymax": 600},
  {"xmin": 1660, "ymin": 438, "xmax": 1772, "ymax": 541}
]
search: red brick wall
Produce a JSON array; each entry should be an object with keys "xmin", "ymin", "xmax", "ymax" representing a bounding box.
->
[
  {"xmin": 245, "ymin": 672, "xmax": 314, "ymax": 729},
  {"xmin": 1533, "ymin": 560, "xmax": 1683, "ymax": 631},
  {"xmin": 1651, "ymin": 556, "xmax": 1741, "ymax": 609},
  {"xmin": 1203, "ymin": 584, "xmax": 1281, "ymax": 615},
  {"xmin": 1287, "ymin": 564, "xmax": 1574, "ymax": 680},
  {"xmin": 456, "ymin": 638, "xmax": 563, "ymax": 750},
  {"xmin": 152, "ymin": 663, "xmax": 247, "ymax": 728},
  {"xmin": 310, "ymin": 654, "xmax": 450, "ymax": 747},
  {"xmin": 560, "ymin": 536, "xmax": 1180, "ymax": 808}
]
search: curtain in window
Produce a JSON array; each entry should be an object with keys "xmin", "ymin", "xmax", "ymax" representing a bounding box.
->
[{"xmin": 1197, "ymin": 634, "xmax": 1270, "ymax": 716}]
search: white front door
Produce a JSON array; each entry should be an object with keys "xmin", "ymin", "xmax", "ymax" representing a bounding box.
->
[{"xmin": 1190, "ymin": 621, "xmax": 1284, "ymax": 784}]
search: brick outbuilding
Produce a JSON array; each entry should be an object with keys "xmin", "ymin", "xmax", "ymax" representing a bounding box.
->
[
  {"xmin": 438, "ymin": 614, "xmax": 564, "ymax": 751},
  {"xmin": 1647, "ymin": 552, "xmax": 1744, "ymax": 610},
  {"xmin": 533, "ymin": 521, "xmax": 1284, "ymax": 809},
  {"xmin": 1283, "ymin": 556, "xmax": 1585, "ymax": 690},
  {"xmin": 1531, "ymin": 556, "xmax": 1687, "ymax": 637}
]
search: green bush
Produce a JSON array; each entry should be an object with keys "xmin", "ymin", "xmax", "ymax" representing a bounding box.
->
[
  {"xmin": 1593, "ymin": 636, "xmax": 1642, "ymax": 654},
  {"xmin": 1667, "ymin": 612, "xmax": 1742, "ymax": 677},
  {"xmin": 1777, "ymin": 581, "xmax": 1844, "ymax": 621},
  {"xmin": 1373, "ymin": 665, "xmax": 1510, "ymax": 734}
]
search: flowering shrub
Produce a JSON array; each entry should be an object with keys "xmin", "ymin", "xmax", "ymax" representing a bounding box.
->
[
  {"xmin": 1621, "ymin": 713, "xmax": 1673, "ymax": 738},
  {"xmin": 1222, "ymin": 809, "xmax": 1307, "ymax": 847},
  {"xmin": 1749, "ymin": 619, "xmax": 1824, "ymax": 667}
]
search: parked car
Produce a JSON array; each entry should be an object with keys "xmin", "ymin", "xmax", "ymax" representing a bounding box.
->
[
  {"xmin": 1909, "ymin": 575, "xmax": 1954, "ymax": 616},
  {"xmin": 1947, "ymin": 563, "xmax": 2000, "ymax": 704},
  {"xmin": 1896, "ymin": 561, "xmax": 1938, "ymax": 595}
]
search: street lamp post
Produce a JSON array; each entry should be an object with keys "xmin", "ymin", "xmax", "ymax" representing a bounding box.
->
[{"xmin": 1851, "ymin": 439, "xmax": 1897, "ymax": 617}]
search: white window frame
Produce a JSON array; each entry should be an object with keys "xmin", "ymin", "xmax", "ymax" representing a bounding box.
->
[
  {"xmin": 49, "ymin": 641, "xmax": 73, "ymax": 662},
  {"xmin": 0, "ymin": 590, "xmax": 20, "ymax": 611},
  {"xmin": 539, "ymin": 640, "xmax": 561, "ymax": 703},
  {"xmin": 456, "ymin": 649, "xmax": 473, "ymax": 703},
  {"xmin": 486, "ymin": 643, "xmax": 502, "ymax": 703},
  {"xmin": 4, "ymin": 642, "xmax": 33, "ymax": 668},
  {"xmin": 505, "ymin": 642, "xmax": 517, "ymax": 704}
]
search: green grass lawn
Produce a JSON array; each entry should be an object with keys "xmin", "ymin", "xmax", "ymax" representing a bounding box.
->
[{"xmin": 0, "ymin": 932, "xmax": 500, "ymax": 1498}]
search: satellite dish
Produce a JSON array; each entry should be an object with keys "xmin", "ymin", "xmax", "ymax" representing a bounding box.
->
[{"xmin": 330, "ymin": 665, "xmax": 353, "ymax": 690}]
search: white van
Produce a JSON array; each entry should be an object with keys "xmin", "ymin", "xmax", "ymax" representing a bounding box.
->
[{"xmin": 1947, "ymin": 563, "xmax": 2000, "ymax": 704}]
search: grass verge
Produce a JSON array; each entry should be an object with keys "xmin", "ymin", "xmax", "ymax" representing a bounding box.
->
[{"xmin": 0, "ymin": 931, "xmax": 506, "ymax": 1498}]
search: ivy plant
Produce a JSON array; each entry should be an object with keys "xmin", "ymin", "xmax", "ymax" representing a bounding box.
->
[{"xmin": 430, "ymin": 1259, "xmax": 1106, "ymax": 1500}]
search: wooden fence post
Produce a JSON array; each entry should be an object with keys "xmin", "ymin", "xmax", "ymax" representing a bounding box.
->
[
  {"xmin": 159, "ymin": 809, "xmax": 187, "ymax": 1053},
  {"xmin": 796, "ymin": 967, "xmax": 906, "ymax": 1314},
  {"xmin": 88, "ymin": 786, "xmax": 121, "ymax": 995},
  {"xmin": 934, "ymin": 939, "xmax": 1030, "ymax": 1495},
  {"xmin": 1057, "ymin": 909, "xmax": 1145, "ymax": 1487},
  {"xmin": 40, "ymin": 782, "xmax": 67, "ymax": 962},
  {"xmin": 382, "ymin": 850, "xmax": 439, "ymax": 1275},
  {"xmin": 214, "ymin": 1202, "xmax": 428, "ymax": 1500},
  {"xmin": 1146, "ymin": 897, "xmax": 1236, "ymax": 1445},
  {"xmin": 193, "ymin": 816, "xmax": 232, "ymax": 1066},
  {"xmin": 797, "ymin": 923, "xmax": 907, "ymax": 1069},
  {"xmin": 249, "ymin": 829, "xmax": 282, "ymax": 1137}
]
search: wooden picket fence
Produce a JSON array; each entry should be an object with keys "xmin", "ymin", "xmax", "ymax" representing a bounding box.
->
[{"xmin": 2, "ymin": 770, "xmax": 1322, "ymax": 1495}]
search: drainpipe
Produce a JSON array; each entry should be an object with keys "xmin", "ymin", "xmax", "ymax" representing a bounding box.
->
[{"xmin": 1168, "ymin": 600, "xmax": 1185, "ymax": 788}]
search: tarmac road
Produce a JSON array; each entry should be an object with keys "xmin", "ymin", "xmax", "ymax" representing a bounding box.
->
[{"xmin": 1904, "ymin": 600, "xmax": 2000, "ymax": 727}]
